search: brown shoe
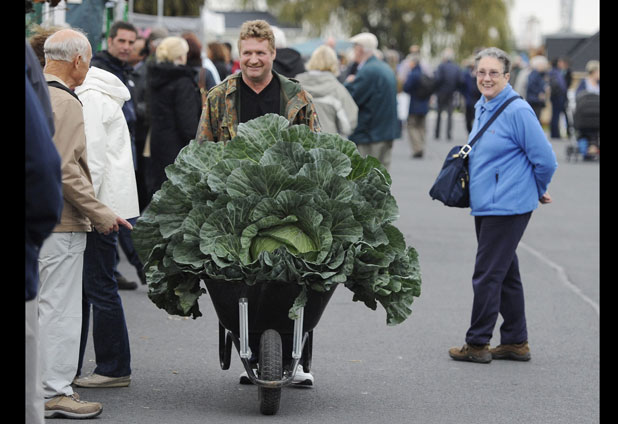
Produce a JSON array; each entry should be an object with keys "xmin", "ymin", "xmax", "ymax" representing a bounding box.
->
[
  {"xmin": 44, "ymin": 392, "xmax": 102, "ymax": 419},
  {"xmin": 73, "ymin": 373, "xmax": 131, "ymax": 388},
  {"xmin": 490, "ymin": 342, "xmax": 531, "ymax": 361},
  {"xmin": 449, "ymin": 343, "xmax": 492, "ymax": 363}
]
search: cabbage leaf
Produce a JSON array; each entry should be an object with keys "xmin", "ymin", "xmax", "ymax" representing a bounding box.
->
[{"xmin": 132, "ymin": 114, "xmax": 421, "ymax": 325}]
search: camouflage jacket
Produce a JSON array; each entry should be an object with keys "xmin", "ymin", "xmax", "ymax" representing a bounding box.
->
[{"xmin": 195, "ymin": 71, "xmax": 321, "ymax": 143}]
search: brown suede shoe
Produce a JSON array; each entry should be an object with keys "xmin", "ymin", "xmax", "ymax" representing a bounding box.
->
[
  {"xmin": 44, "ymin": 392, "xmax": 102, "ymax": 419},
  {"xmin": 490, "ymin": 342, "xmax": 531, "ymax": 361},
  {"xmin": 448, "ymin": 343, "xmax": 492, "ymax": 363}
]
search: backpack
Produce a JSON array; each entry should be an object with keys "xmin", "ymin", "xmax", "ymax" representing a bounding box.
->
[{"xmin": 415, "ymin": 73, "xmax": 435, "ymax": 100}]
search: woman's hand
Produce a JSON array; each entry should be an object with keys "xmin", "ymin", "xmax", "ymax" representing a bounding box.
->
[{"xmin": 539, "ymin": 192, "xmax": 552, "ymax": 204}]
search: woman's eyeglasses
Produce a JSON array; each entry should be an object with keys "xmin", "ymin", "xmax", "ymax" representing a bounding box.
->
[{"xmin": 476, "ymin": 70, "xmax": 504, "ymax": 78}]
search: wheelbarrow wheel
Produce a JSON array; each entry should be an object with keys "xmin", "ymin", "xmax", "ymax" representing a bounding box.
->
[{"xmin": 258, "ymin": 329, "xmax": 282, "ymax": 415}]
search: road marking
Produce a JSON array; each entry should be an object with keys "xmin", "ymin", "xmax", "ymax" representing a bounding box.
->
[{"xmin": 520, "ymin": 242, "xmax": 599, "ymax": 317}]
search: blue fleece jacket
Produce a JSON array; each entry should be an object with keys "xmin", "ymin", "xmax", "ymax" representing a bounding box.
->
[{"xmin": 468, "ymin": 84, "xmax": 557, "ymax": 216}]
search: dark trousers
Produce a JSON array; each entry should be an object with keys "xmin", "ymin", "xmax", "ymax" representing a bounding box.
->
[
  {"xmin": 465, "ymin": 213, "xmax": 531, "ymax": 346},
  {"xmin": 78, "ymin": 230, "xmax": 131, "ymax": 377},
  {"xmin": 117, "ymin": 216, "xmax": 142, "ymax": 271},
  {"xmin": 435, "ymin": 96, "xmax": 454, "ymax": 139},
  {"xmin": 550, "ymin": 99, "xmax": 566, "ymax": 139}
]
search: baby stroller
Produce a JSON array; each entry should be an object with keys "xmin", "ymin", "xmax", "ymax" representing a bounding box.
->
[{"xmin": 567, "ymin": 91, "xmax": 600, "ymax": 162}]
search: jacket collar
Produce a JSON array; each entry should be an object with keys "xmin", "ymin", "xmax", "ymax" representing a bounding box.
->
[
  {"xmin": 475, "ymin": 83, "xmax": 514, "ymax": 113},
  {"xmin": 44, "ymin": 73, "xmax": 70, "ymax": 88}
]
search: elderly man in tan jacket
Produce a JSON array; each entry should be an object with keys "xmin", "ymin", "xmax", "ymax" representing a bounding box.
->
[{"xmin": 38, "ymin": 28, "xmax": 132, "ymax": 420}]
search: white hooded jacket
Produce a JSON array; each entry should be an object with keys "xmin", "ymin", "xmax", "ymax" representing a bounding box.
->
[{"xmin": 75, "ymin": 66, "xmax": 139, "ymax": 220}]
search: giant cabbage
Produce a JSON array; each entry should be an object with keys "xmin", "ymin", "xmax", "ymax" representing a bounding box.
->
[{"xmin": 132, "ymin": 114, "xmax": 421, "ymax": 325}]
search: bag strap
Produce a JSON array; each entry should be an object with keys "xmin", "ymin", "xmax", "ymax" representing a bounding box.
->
[
  {"xmin": 459, "ymin": 95, "xmax": 521, "ymax": 157},
  {"xmin": 198, "ymin": 67, "xmax": 206, "ymax": 90},
  {"xmin": 47, "ymin": 80, "xmax": 83, "ymax": 106}
]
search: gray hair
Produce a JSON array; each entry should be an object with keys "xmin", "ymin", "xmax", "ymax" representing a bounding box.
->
[
  {"xmin": 44, "ymin": 28, "xmax": 90, "ymax": 63},
  {"xmin": 474, "ymin": 47, "xmax": 511, "ymax": 74}
]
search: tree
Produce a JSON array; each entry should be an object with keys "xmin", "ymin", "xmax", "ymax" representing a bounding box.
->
[{"xmin": 246, "ymin": 0, "xmax": 514, "ymax": 59}]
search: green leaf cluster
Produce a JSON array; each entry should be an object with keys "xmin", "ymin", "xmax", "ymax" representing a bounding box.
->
[{"xmin": 132, "ymin": 114, "xmax": 421, "ymax": 325}]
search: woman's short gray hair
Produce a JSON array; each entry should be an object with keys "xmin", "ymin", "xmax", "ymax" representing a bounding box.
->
[
  {"xmin": 474, "ymin": 47, "xmax": 511, "ymax": 74},
  {"xmin": 44, "ymin": 28, "xmax": 90, "ymax": 63}
]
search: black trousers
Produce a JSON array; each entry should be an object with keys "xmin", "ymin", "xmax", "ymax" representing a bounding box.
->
[{"xmin": 465, "ymin": 212, "xmax": 532, "ymax": 345}]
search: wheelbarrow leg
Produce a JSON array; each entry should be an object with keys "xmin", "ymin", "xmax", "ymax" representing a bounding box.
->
[{"xmin": 238, "ymin": 297, "xmax": 252, "ymax": 360}]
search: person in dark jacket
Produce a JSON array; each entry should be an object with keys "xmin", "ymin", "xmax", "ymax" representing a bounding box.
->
[
  {"xmin": 525, "ymin": 55, "xmax": 549, "ymax": 121},
  {"xmin": 344, "ymin": 32, "xmax": 400, "ymax": 170},
  {"xmin": 183, "ymin": 32, "xmax": 216, "ymax": 102},
  {"xmin": 147, "ymin": 36, "xmax": 202, "ymax": 197},
  {"xmin": 207, "ymin": 41, "xmax": 231, "ymax": 81},
  {"xmin": 548, "ymin": 58, "xmax": 568, "ymax": 139},
  {"xmin": 91, "ymin": 20, "xmax": 142, "ymax": 290},
  {"xmin": 26, "ymin": 42, "xmax": 63, "ymax": 424},
  {"xmin": 433, "ymin": 48, "xmax": 462, "ymax": 140},
  {"xmin": 271, "ymin": 26, "xmax": 305, "ymax": 78},
  {"xmin": 91, "ymin": 21, "xmax": 138, "ymax": 147},
  {"xmin": 402, "ymin": 54, "xmax": 430, "ymax": 158},
  {"xmin": 460, "ymin": 57, "xmax": 482, "ymax": 133}
]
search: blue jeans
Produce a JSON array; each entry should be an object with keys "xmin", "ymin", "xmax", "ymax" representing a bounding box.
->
[
  {"xmin": 78, "ymin": 230, "xmax": 131, "ymax": 377},
  {"xmin": 465, "ymin": 213, "xmax": 531, "ymax": 346},
  {"xmin": 116, "ymin": 217, "xmax": 143, "ymax": 275}
]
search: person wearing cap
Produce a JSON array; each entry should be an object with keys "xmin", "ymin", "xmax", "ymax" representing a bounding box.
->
[{"xmin": 344, "ymin": 32, "xmax": 400, "ymax": 171}]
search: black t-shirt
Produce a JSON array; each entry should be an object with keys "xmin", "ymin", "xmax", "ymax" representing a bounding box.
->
[{"xmin": 239, "ymin": 73, "xmax": 281, "ymax": 123}]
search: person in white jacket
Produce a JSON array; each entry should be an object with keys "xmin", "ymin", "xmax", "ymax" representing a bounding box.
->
[
  {"xmin": 73, "ymin": 66, "xmax": 139, "ymax": 388},
  {"xmin": 295, "ymin": 45, "xmax": 358, "ymax": 137}
]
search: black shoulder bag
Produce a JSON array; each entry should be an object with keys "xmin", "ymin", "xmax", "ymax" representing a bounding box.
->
[{"xmin": 428, "ymin": 95, "xmax": 521, "ymax": 207}]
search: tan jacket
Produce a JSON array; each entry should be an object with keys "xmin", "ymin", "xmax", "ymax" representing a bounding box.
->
[{"xmin": 45, "ymin": 74, "xmax": 117, "ymax": 233}]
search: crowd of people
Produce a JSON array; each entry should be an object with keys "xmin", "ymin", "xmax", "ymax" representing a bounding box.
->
[{"xmin": 26, "ymin": 15, "xmax": 594, "ymax": 421}]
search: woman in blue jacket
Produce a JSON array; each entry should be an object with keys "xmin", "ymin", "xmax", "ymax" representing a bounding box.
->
[{"xmin": 449, "ymin": 47, "xmax": 558, "ymax": 364}]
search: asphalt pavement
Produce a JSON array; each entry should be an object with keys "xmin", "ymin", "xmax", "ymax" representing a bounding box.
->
[{"xmin": 66, "ymin": 110, "xmax": 599, "ymax": 423}]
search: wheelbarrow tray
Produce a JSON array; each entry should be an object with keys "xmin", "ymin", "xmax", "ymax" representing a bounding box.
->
[{"xmin": 204, "ymin": 279, "xmax": 336, "ymax": 339}]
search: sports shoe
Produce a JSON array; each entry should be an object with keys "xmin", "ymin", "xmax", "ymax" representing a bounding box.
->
[
  {"xmin": 448, "ymin": 343, "xmax": 492, "ymax": 363},
  {"xmin": 291, "ymin": 364, "xmax": 314, "ymax": 386},
  {"xmin": 490, "ymin": 342, "xmax": 531, "ymax": 361},
  {"xmin": 73, "ymin": 373, "xmax": 131, "ymax": 388},
  {"xmin": 44, "ymin": 392, "xmax": 102, "ymax": 419},
  {"xmin": 239, "ymin": 370, "xmax": 254, "ymax": 385},
  {"xmin": 239, "ymin": 365, "xmax": 314, "ymax": 386}
]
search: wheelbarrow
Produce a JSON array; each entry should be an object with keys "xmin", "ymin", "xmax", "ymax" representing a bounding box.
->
[{"xmin": 204, "ymin": 279, "xmax": 337, "ymax": 415}]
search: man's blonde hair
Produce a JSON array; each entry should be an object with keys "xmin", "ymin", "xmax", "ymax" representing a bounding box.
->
[{"xmin": 237, "ymin": 20, "xmax": 275, "ymax": 53}]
